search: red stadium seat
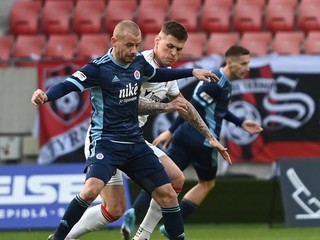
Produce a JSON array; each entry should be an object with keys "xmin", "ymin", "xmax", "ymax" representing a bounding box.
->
[
  {"xmin": 236, "ymin": 0, "xmax": 266, "ymax": 10},
  {"xmin": 141, "ymin": 33, "xmax": 157, "ymax": 51},
  {"xmin": 297, "ymin": 1, "xmax": 320, "ymax": 33},
  {"xmin": 267, "ymin": 0, "xmax": 298, "ymax": 9},
  {"xmin": 104, "ymin": 0, "xmax": 137, "ymax": 34},
  {"xmin": 13, "ymin": 35, "xmax": 45, "ymax": 61},
  {"xmin": 303, "ymin": 31, "xmax": 320, "ymax": 54},
  {"xmin": 240, "ymin": 32, "xmax": 272, "ymax": 56},
  {"xmin": 265, "ymin": 0, "xmax": 296, "ymax": 33},
  {"xmin": 206, "ymin": 32, "xmax": 240, "ymax": 55},
  {"xmin": 9, "ymin": 1, "xmax": 42, "ymax": 35},
  {"xmin": 45, "ymin": 35, "xmax": 78, "ymax": 60},
  {"xmin": 271, "ymin": 31, "xmax": 304, "ymax": 55},
  {"xmin": 179, "ymin": 32, "xmax": 207, "ymax": 59},
  {"xmin": 0, "ymin": 36, "xmax": 14, "ymax": 66},
  {"xmin": 201, "ymin": 6, "xmax": 231, "ymax": 33},
  {"xmin": 77, "ymin": 34, "xmax": 110, "ymax": 60},
  {"xmin": 73, "ymin": 0, "xmax": 105, "ymax": 34},
  {"xmin": 136, "ymin": 0, "xmax": 168, "ymax": 34},
  {"xmin": 41, "ymin": 1, "xmax": 73, "ymax": 35},
  {"xmin": 233, "ymin": 4, "xmax": 263, "ymax": 33},
  {"xmin": 169, "ymin": 0, "xmax": 202, "ymax": 32}
]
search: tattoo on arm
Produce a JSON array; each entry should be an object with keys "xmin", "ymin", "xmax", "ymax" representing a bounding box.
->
[
  {"xmin": 138, "ymin": 98, "xmax": 168, "ymax": 115},
  {"xmin": 173, "ymin": 93, "xmax": 214, "ymax": 140}
]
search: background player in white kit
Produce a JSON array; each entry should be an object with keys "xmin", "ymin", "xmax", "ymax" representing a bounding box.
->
[{"xmin": 65, "ymin": 20, "xmax": 230, "ymax": 240}]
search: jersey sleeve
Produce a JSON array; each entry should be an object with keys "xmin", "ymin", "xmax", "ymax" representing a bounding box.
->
[
  {"xmin": 66, "ymin": 63, "xmax": 102, "ymax": 92},
  {"xmin": 193, "ymin": 82, "xmax": 221, "ymax": 107},
  {"xmin": 166, "ymin": 80, "xmax": 180, "ymax": 97}
]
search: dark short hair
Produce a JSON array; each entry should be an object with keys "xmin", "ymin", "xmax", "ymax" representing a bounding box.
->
[
  {"xmin": 225, "ymin": 45, "xmax": 250, "ymax": 58},
  {"xmin": 160, "ymin": 20, "xmax": 188, "ymax": 42}
]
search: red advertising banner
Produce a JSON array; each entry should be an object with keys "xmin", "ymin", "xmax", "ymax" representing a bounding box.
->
[
  {"xmin": 144, "ymin": 55, "xmax": 320, "ymax": 164},
  {"xmin": 37, "ymin": 61, "xmax": 91, "ymax": 164}
]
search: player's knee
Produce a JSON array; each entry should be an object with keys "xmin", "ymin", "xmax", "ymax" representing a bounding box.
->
[
  {"xmin": 80, "ymin": 187, "xmax": 101, "ymax": 203},
  {"xmin": 200, "ymin": 179, "xmax": 216, "ymax": 191},
  {"xmin": 170, "ymin": 171, "xmax": 185, "ymax": 192}
]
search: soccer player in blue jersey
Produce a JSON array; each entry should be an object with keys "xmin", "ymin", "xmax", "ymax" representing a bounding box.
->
[
  {"xmin": 63, "ymin": 20, "xmax": 230, "ymax": 240},
  {"xmin": 151, "ymin": 45, "xmax": 264, "ymax": 238},
  {"xmin": 31, "ymin": 20, "xmax": 220, "ymax": 240}
]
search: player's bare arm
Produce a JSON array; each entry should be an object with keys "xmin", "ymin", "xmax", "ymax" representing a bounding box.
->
[{"xmin": 138, "ymin": 96, "xmax": 189, "ymax": 115}]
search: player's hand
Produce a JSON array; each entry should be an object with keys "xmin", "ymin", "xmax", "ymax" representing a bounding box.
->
[
  {"xmin": 192, "ymin": 69, "xmax": 219, "ymax": 82},
  {"xmin": 165, "ymin": 96, "xmax": 189, "ymax": 114},
  {"xmin": 242, "ymin": 120, "xmax": 263, "ymax": 134},
  {"xmin": 31, "ymin": 89, "xmax": 48, "ymax": 106},
  {"xmin": 152, "ymin": 130, "xmax": 172, "ymax": 150},
  {"xmin": 209, "ymin": 139, "xmax": 232, "ymax": 164}
]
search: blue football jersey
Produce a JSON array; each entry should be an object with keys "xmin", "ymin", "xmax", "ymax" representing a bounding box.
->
[{"xmin": 66, "ymin": 48, "xmax": 156, "ymax": 143}]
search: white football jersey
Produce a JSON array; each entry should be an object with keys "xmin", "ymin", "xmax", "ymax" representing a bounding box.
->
[{"xmin": 139, "ymin": 50, "xmax": 180, "ymax": 127}]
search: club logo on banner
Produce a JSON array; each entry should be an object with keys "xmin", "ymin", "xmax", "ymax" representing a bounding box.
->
[{"xmin": 37, "ymin": 62, "xmax": 91, "ymax": 164}]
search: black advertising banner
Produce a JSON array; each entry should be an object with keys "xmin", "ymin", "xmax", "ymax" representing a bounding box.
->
[{"xmin": 279, "ymin": 158, "xmax": 320, "ymax": 227}]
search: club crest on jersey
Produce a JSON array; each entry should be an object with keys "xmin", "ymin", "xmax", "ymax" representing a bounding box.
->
[
  {"xmin": 134, "ymin": 70, "xmax": 140, "ymax": 80},
  {"xmin": 96, "ymin": 153, "xmax": 104, "ymax": 160}
]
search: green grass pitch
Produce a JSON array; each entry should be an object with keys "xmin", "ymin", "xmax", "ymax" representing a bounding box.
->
[{"xmin": 1, "ymin": 224, "xmax": 320, "ymax": 240}]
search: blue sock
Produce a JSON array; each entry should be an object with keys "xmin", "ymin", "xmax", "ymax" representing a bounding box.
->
[
  {"xmin": 54, "ymin": 195, "xmax": 90, "ymax": 239},
  {"xmin": 162, "ymin": 206, "xmax": 185, "ymax": 240},
  {"xmin": 132, "ymin": 190, "xmax": 151, "ymax": 213},
  {"xmin": 180, "ymin": 198, "xmax": 198, "ymax": 220}
]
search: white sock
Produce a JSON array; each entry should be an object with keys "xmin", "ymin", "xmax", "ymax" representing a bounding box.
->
[
  {"xmin": 66, "ymin": 204, "xmax": 109, "ymax": 239},
  {"xmin": 134, "ymin": 198, "xmax": 162, "ymax": 239}
]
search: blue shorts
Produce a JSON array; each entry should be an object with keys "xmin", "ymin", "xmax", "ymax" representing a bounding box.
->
[
  {"xmin": 168, "ymin": 126, "xmax": 218, "ymax": 181},
  {"xmin": 85, "ymin": 140, "xmax": 170, "ymax": 194}
]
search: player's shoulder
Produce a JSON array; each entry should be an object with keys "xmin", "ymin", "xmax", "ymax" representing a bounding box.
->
[{"xmin": 92, "ymin": 53, "xmax": 111, "ymax": 66}]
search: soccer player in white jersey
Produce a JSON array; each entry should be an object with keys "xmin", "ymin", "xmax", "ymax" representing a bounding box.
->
[{"xmin": 64, "ymin": 20, "xmax": 231, "ymax": 240}]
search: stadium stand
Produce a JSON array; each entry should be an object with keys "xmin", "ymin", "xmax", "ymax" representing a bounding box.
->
[
  {"xmin": 77, "ymin": 33, "xmax": 109, "ymax": 60},
  {"xmin": 136, "ymin": 0, "xmax": 168, "ymax": 34},
  {"xmin": 297, "ymin": 0, "xmax": 320, "ymax": 33},
  {"xmin": 265, "ymin": 1, "xmax": 296, "ymax": 33},
  {"xmin": 168, "ymin": 0, "xmax": 202, "ymax": 32},
  {"xmin": 180, "ymin": 32, "xmax": 207, "ymax": 59},
  {"xmin": 45, "ymin": 34, "xmax": 78, "ymax": 60},
  {"xmin": 236, "ymin": 0, "xmax": 267, "ymax": 10},
  {"xmin": 271, "ymin": 31, "xmax": 305, "ymax": 54},
  {"xmin": 303, "ymin": 31, "xmax": 320, "ymax": 54},
  {"xmin": 73, "ymin": 0, "xmax": 105, "ymax": 35},
  {"xmin": 240, "ymin": 32, "xmax": 272, "ymax": 56},
  {"xmin": 9, "ymin": 1, "xmax": 42, "ymax": 35},
  {"xmin": 0, "ymin": 35, "xmax": 14, "ymax": 66},
  {"xmin": 200, "ymin": 0, "xmax": 232, "ymax": 33},
  {"xmin": 206, "ymin": 32, "xmax": 240, "ymax": 56},
  {"xmin": 13, "ymin": 35, "xmax": 46, "ymax": 65},
  {"xmin": 104, "ymin": 0, "xmax": 137, "ymax": 34},
  {"xmin": 233, "ymin": 3, "xmax": 263, "ymax": 33},
  {"xmin": 141, "ymin": 33, "xmax": 157, "ymax": 51},
  {"xmin": 41, "ymin": 1, "xmax": 73, "ymax": 35}
]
